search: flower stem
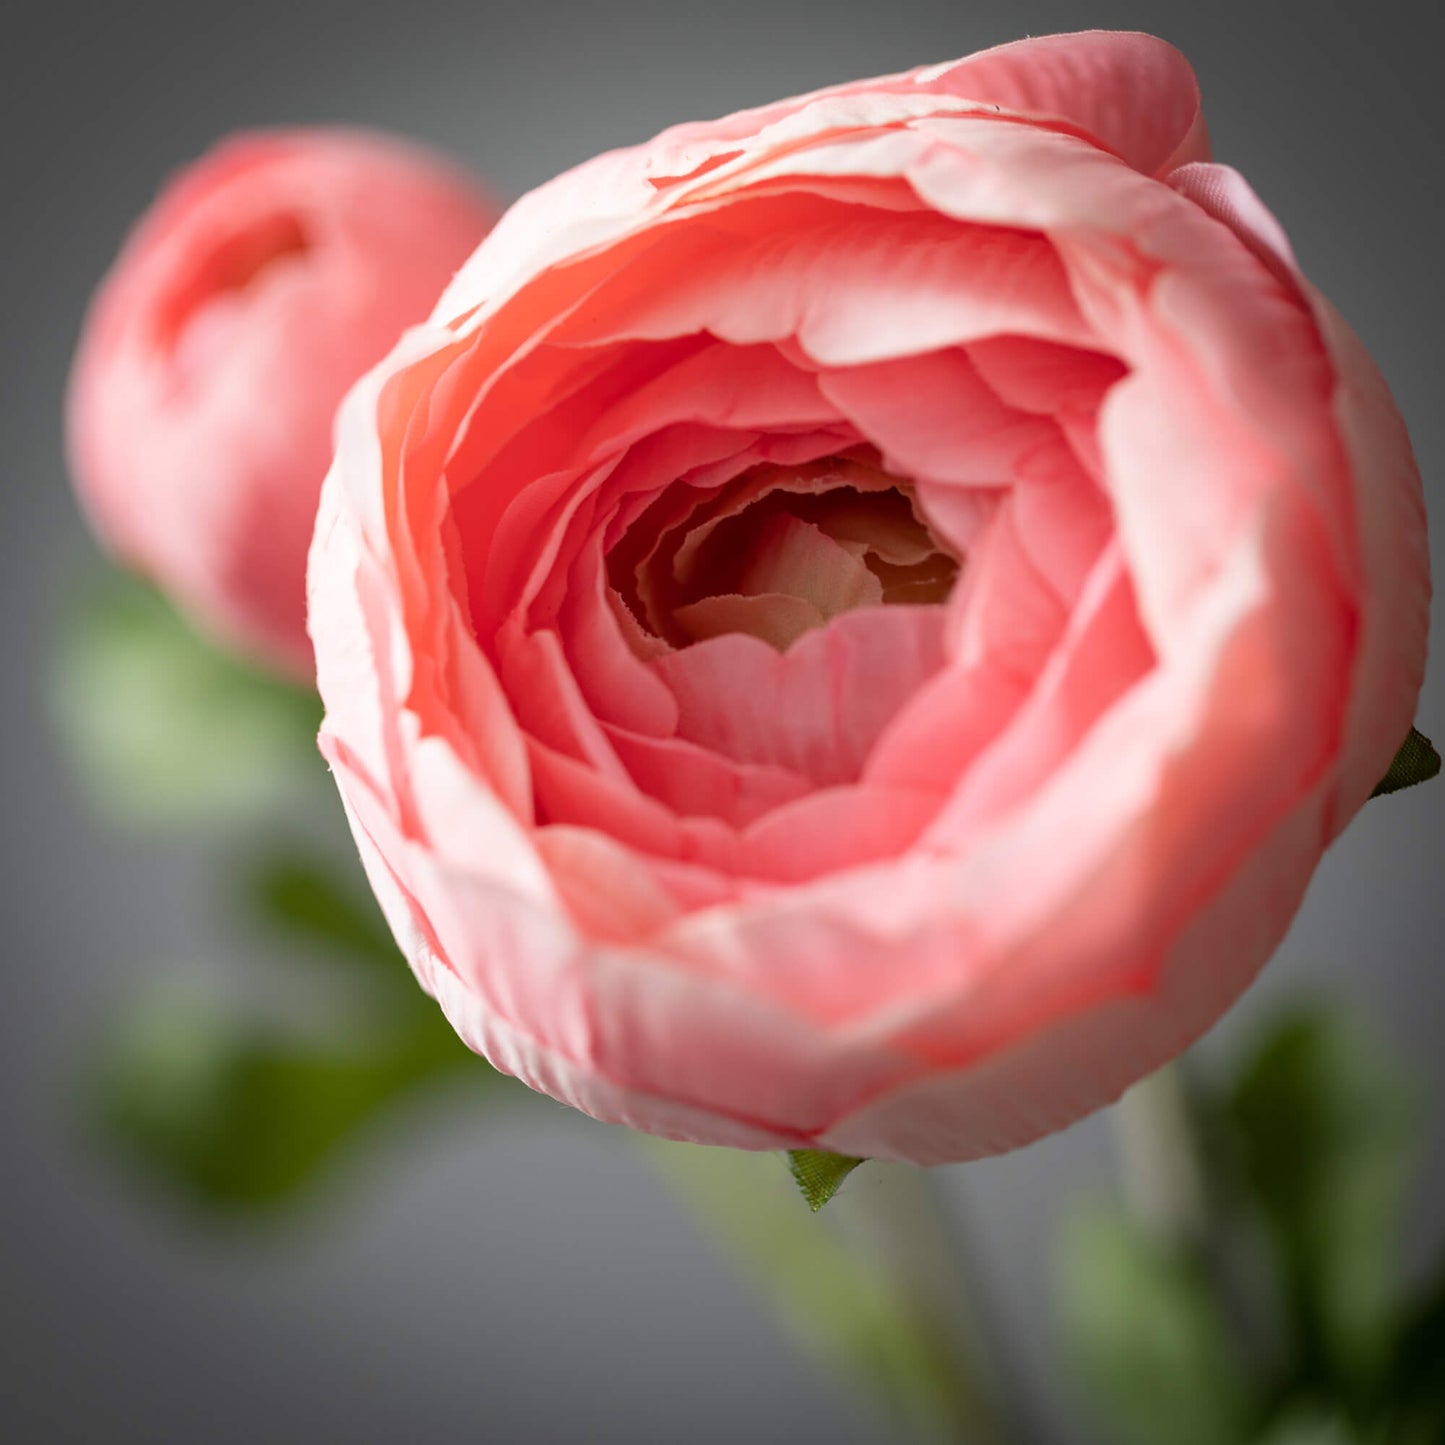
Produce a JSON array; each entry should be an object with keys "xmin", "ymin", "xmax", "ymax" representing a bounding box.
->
[
  {"xmin": 640, "ymin": 1139, "xmax": 1012, "ymax": 1444},
  {"xmin": 1111, "ymin": 1063, "xmax": 1212, "ymax": 1248},
  {"xmin": 1111, "ymin": 1063, "xmax": 1281, "ymax": 1372}
]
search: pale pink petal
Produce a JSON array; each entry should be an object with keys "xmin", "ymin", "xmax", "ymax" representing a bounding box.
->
[
  {"xmin": 740, "ymin": 783, "xmax": 943, "ymax": 882},
  {"xmin": 557, "ymin": 541, "xmax": 680, "ymax": 737},
  {"xmin": 1164, "ymin": 163, "xmax": 1430, "ymax": 823},
  {"xmin": 433, "ymin": 32, "xmax": 1200, "ymax": 342},
  {"xmin": 820, "ymin": 798, "xmax": 1331, "ymax": 1164},
  {"xmin": 965, "ymin": 335, "xmax": 1127, "ymax": 413},
  {"xmin": 525, "ymin": 736, "xmax": 699, "ymax": 859},
  {"xmin": 582, "ymin": 949, "xmax": 916, "ymax": 1140},
  {"xmin": 497, "ymin": 626, "xmax": 631, "ymax": 779},
  {"xmin": 532, "ymin": 827, "xmax": 685, "ymax": 942},
  {"xmin": 819, "ymin": 349, "xmax": 1059, "ymax": 486},
  {"xmin": 1006, "ymin": 432, "xmax": 1115, "ymax": 603},
  {"xmin": 1306, "ymin": 292, "xmax": 1431, "ymax": 825},
  {"xmin": 308, "ymin": 474, "xmax": 401, "ymax": 816},
  {"xmin": 865, "ymin": 490, "xmax": 1076, "ymax": 789},
  {"xmin": 927, "ymin": 547, "xmax": 1154, "ymax": 837},
  {"xmin": 653, "ymin": 603, "xmax": 950, "ymax": 785},
  {"xmin": 910, "ymin": 32, "xmax": 1207, "ymax": 176},
  {"xmin": 559, "ymin": 203, "xmax": 1094, "ymax": 362},
  {"xmin": 1068, "ymin": 186, "xmax": 1347, "ymax": 654},
  {"xmin": 603, "ymin": 725, "xmax": 813, "ymax": 829},
  {"xmin": 901, "ymin": 117, "xmax": 1183, "ymax": 241},
  {"xmin": 1167, "ymin": 162, "xmax": 1300, "ymax": 291},
  {"xmin": 946, "ymin": 487, "xmax": 1073, "ymax": 671}
]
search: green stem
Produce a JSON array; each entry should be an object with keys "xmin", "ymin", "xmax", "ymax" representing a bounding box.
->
[
  {"xmin": 639, "ymin": 1139, "xmax": 1012, "ymax": 1444},
  {"xmin": 1111, "ymin": 1064, "xmax": 1282, "ymax": 1379},
  {"xmin": 1111, "ymin": 1063, "xmax": 1211, "ymax": 1248}
]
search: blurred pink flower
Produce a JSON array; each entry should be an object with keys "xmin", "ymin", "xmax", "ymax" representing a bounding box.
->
[
  {"xmin": 308, "ymin": 32, "xmax": 1429, "ymax": 1163},
  {"xmin": 68, "ymin": 129, "xmax": 497, "ymax": 674}
]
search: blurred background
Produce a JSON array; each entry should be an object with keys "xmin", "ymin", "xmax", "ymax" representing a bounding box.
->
[{"xmin": 4, "ymin": 1, "xmax": 1442, "ymax": 1440}]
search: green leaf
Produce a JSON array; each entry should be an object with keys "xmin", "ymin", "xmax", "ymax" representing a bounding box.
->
[
  {"xmin": 1057, "ymin": 1203, "xmax": 1257, "ymax": 1445},
  {"xmin": 91, "ymin": 988, "xmax": 479, "ymax": 1211},
  {"xmin": 243, "ymin": 852, "xmax": 400, "ymax": 974},
  {"xmin": 51, "ymin": 568, "xmax": 324, "ymax": 828},
  {"xmin": 1227, "ymin": 1010, "xmax": 1418, "ymax": 1394},
  {"xmin": 1371, "ymin": 728, "xmax": 1440, "ymax": 797},
  {"xmin": 787, "ymin": 1149, "xmax": 866, "ymax": 1211}
]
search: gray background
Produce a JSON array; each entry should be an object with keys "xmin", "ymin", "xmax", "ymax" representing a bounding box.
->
[{"xmin": 3, "ymin": 1, "xmax": 1442, "ymax": 1441}]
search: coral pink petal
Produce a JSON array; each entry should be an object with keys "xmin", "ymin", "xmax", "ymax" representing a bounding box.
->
[
  {"xmin": 820, "ymin": 350, "xmax": 1059, "ymax": 486},
  {"xmin": 1307, "ymin": 293, "xmax": 1431, "ymax": 824},
  {"xmin": 653, "ymin": 603, "xmax": 950, "ymax": 786},
  {"xmin": 740, "ymin": 783, "xmax": 944, "ymax": 882},
  {"xmin": 1167, "ymin": 162, "xmax": 1301, "ymax": 291},
  {"xmin": 915, "ymin": 32, "xmax": 1207, "ymax": 176},
  {"xmin": 557, "ymin": 542, "xmax": 680, "ymax": 737},
  {"xmin": 965, "ymin": 335, "xmax": 1128, "ymax": 414},
  {"xmin": 603, "ymin": 726, "xmax": 813, "ymax": 830},
  {"xmin": 561, "ymin": 206, "xmax": 1095, "ymax": 363},
  {"xmin": 865, "ymin": 490, "xmax": 1077, "ymax": 789},
  {"xmin": 928, "ymin": 546, "xmax": 1154, "ymax": 837},
  {"xmin": 1164, "ymin": 162, "xmax": 1429, "ymax": 822}
]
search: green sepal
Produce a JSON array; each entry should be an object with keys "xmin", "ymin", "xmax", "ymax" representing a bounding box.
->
[
  {"xmin": 786, "ymin": 1149, "xmax": 866, "ymax": 1211},
  {"xmin": 1371, "ymin": 727, "xmax": 1440, "ymax": 797},
  {"xmin": 243, "ymin": 852, "xmax": 401, "ymax": 975}
]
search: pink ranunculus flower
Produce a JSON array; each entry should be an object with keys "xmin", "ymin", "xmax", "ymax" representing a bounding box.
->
[
  {"xmin": 68, "ymin": 129, "xmax": 497, "ymax": 675},
  {"xmin": 307, "ymin": 32, "xmax": 1429, "ymax": 1163}
]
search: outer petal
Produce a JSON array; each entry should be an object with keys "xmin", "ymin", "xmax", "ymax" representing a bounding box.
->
[
  {"xmin": 433, "ymin": 33, "xmax": 1202, "ymax": 331},
  {"xmin": 1168, "ymin": 162, "xmax": 1431, "ymax": 826},
  {"xmin": 906, "ymin": 31, "xmax": 1207, "ymax": 176}
]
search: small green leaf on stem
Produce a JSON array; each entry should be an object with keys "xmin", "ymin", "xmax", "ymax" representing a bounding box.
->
[
  {"xmin": 244, "ymin": 853, "xmax": 400, "ymax": 973},
  {"xmin": 787, "ymin": 1149, "xmax": 866, "ymax": 1211},
  {"xmin": 91, "ymin": 988, "xmax": 479, "ymax": 1212},
  {"xmin": 1371, "ymin": 727, "xmax": 1440, "ymax": 797}
]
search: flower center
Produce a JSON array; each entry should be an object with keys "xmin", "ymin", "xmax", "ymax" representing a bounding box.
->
[{"xmin": 609, "ymin": 457, "xmax": 960, "ymax": 653}]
